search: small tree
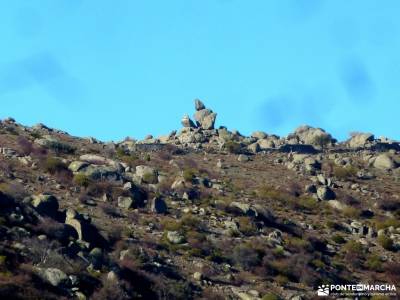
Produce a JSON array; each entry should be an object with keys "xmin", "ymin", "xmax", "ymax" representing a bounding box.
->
[{"xmin": 312, "ymin": 134, "xmax": 332, "ymax": 150}]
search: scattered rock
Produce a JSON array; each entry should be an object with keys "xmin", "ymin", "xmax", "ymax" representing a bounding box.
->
[
  {"xmin": 149, "ymin": 197, "xmax": 168, "ymax": 214},
  {"xmin": 317, "ymin": 186, "xmax": 336, "ymax": 200},
  {"xmin": 167, "ymin": 231, "xmax": 185, "ymax": 244},
  {"xmin": 34, "ymin": 267, "xmax": 70, "ymax": 287},
  {"xmin": 373, "ymin": 154, "xmax": 396, "ymax": 170}
]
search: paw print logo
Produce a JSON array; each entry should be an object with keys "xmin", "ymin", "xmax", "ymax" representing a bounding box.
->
[{"xmin": 317, "ymin": 285, "xmax": 330, "ymax": 296}]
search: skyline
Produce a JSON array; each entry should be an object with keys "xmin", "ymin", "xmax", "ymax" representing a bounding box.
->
[{"xmin": 0, "ymin": 1, "xmax": 399, "ymax": 142}]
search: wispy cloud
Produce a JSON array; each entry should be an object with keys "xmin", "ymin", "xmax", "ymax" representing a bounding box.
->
[
  {"xmin": 340, "ymin": 58, "xmax": 375, "ymax": 102},
  {"xmin": 0, "ymin": 53, "xmax": 85, "ymax": 104}
]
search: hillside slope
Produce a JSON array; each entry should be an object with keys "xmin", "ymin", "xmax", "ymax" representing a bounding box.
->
[{"xmin": 0, "ymin": 100, "xmax": 399, "ymax": 300}]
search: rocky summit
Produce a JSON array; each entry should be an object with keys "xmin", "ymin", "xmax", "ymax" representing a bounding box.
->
[{"xmin": 0, "ymin": 99, "xmax": 399, "ymax": 300}]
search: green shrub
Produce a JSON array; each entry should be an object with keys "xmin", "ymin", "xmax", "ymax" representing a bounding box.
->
[
  {"xmin": 343, "ymin": 206, "xmax": 360, "ymax": 218},
  {"xmin": 224, "ymin": 140, "xmax": 242, "ymax": 154},
  {"xmin": 343, "ymin": 240, "xmax": 364, "ymax": 255},
  {"xmin": 262, "ymin": 294, "xmax": 280, "ymax": 300},
  {"xmin": 296, "ymin": 196, "xmax": 318, "ymax": 211},
  {"xmin": 231, "ymin": 243, "xmax": 260, "ymax": 270},
  {"xmin": 365, "ymin": 254, "xmax": 383, "ymax": 271},
  {"xmin": 48, "ymin": 141, "xmax": 75, "ymax": 154},
  {"xmin": 374, "ymin": 218, "xmax": 400, "ymax": 230},
  {"xmin": 333, "ymin": 166, "xmax": 358, "ymax": 180},
  {"xmin": 160, "ymin": 219, "xmax": 182, "ymax": 232},
  {"xmin": 43, "ymin": 157, "xmax": 68, "ymax": 174},
  {"xmin": 142, "ymin": 172, "xmax": 158, "ymax": 184},
  {"xmin": 377, "ymin": 235, "xmax": 393, "ymax": 251},
  {"xmin": 237, "ymin": 216, "xmax": 257, "ymax": 236},
  {"xmin": 73, "ymin": 174, "xmax": 91, "ymax": 188},
  {"xmin": 183, "ymin": 168, "xmax": 197, "ymax": 182},
  {"xmin": 312, "ymin": 134, "xmax": 332, "ymax": 149},
  {"xmin": 332, "ymin": 234, "xmax": 346, "ymax": 244},
  {"xmin": 116, "ymin": 148, "xmax": 139, "ymax": 167}
]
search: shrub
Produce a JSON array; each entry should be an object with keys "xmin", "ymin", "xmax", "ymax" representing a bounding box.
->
[
  {"xmin": 333, "ymin": 166, "xmax": 358, "ymax": 180},
  {"xmin": 231, "ymin": 243, "xmax": 260, "ymax": 270},
  {"xmin": 237, "ymin": 217, "xmax": 257, "ymax": 236},
  {"xmin": 262, "ymin": 294, "xmax": 280, "ymax": 300},
  {"xmin": 48, "ymin": 140, "xmax": 75, "ymax": 154},
  {"xmin": 374, "ymin": 218, "xmax": 400, "ymax": 230},
  {"xmin": 142, "ymin": 172, "xmax": 158, "ymax": 184},
  {"xmin": 343, "ymin": 240, "xmax": 364, "ymax": 256},
  {"xmin": 343, "ymin": 207, "xmax": 360, "ymax": 218},
  {"xmin": 379, "ymin": 198, "xmax": 400, "ymax": 212},
  {"xmin": 183, "ymin": 168, "xmax": 197, "ymax": 182},
  {"xmin": 296, "ymin": 196, "xmax": 318, "ymax": 211},
  {"xmin": 16, "ymin": 136, "xmax": 33, "ymax": 156},
  {"xmin": 332, "ymin": 234, "xmax": 346, "ymax": 244},
  {"xmin": 160, "ymin": 219, "xmax": 182, "ymax": 232},
  {"xmin": 43, "ymin": 157, "xmax": 68, "ymax": 174},
  {"xmin": 257, "ymin": 186, "xmax": 288, "ymax": 202},
  {"xmin": 312, "ymin": 134, "xmax": 332, "ymax": 149},
  {"xmin": 365, "ymin": 254, "xmax": 383, "ymax": 271},
  {"xmin": 116, "ymin": 148, "xmax": 139, "ymax": 167},
  {"xmin": 377, "ymin": 235, "xmax": 393, "ymax": 251},
  {"xmin": 286, "ymin": 237, "xmax": 310, "ymax": 253},
  {"xmin": 73, "ymin": 174, "xmax": 91, "ymax": 188},
  {"xmin": 224, "ymin": 140, "xmax": 242, "ymax": 154}
]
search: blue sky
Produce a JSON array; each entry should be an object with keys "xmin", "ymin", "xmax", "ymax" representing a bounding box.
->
[{"xmin": 0, "ymin": 1, "xmax": 399, "ymax": 141}]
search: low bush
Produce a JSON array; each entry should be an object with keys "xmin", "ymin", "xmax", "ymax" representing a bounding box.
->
[
  {"xmin": 237, "ymin": 217, "xmax": 257, "ymax": 236},
  {"xmin": 224, "ymin": 140, "xmax": 242, "ymax": 154},
  {"xmin": 231, "ymin": 243, "xmax": 261, "ymax": 270},
  {"xmin": 331, "ymin": 234, "xmax": 346, "ymax": 244},
  {"xmin": 262, "ymin": 293, "xmax": 280, "ymax": 300},
  {"xmin": 377, "ymin": 235, "xmax": 393, "ymax": 251},
  {"xmin": 182, "ymin": 168, "xmax": 197, "ymax": 182},
  {"xmin": 374, "ymin": 218, "xmax": 400, "ymax": 230},
  {"xmin": 73, "ymin": 174, "xmax": 91, "ymax": 188},
  {"xmin": 365, "ymin": 254, "xmax": 383, "ymax": 271},
  {"xmin": 42, "ymin": 157, "xmax": 68, "ymax": 174},
  {"xmin": 333, "ymin": 165, "xmax": 358, "ymax": 180}
]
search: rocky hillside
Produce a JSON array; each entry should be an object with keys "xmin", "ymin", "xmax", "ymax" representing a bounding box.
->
[{"xmin": 0, "ymin": 100, "xmax": 399, "ymax": 300}]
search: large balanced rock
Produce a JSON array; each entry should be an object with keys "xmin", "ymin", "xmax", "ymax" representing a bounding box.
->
[
  {"xmin": 192, "ymin": 100, "xmax": 217, "ymax": 130},
  {"xmin": 373, "ymin": 154, "xmax": 396, "ymax": 170}
]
